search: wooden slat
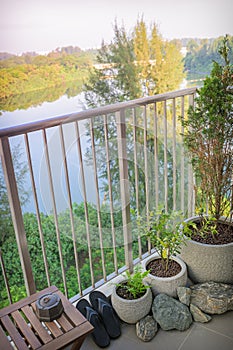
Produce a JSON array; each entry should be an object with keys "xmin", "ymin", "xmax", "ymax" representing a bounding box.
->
[
  {"xmin": 44, "ymin": 320, "xmax": 63, "ymax": 338},
  {"xmin": 0, "ymin": 324, "xmax": 13, "ymax": 350},
  {"xmin": 56, "ymin": 313, "xmax": 73, "ymax": 332},
  {"xmin": 1, "ymin": 315, "xmax": 29, "ymax": 350},
  {"xmin": 12, "ymin": 310, "xmax": 42, "ymax": 349},
  {"xmin": 57, "ymin": 291, "xmax": 87, "ymax": 326},
  {"xmin": 21, "ymin": 305, "xmax": 53, "ymax": 344},
  {"xmin": 39, "ymin": 322, "xmax": 93, "ymax": 350}
]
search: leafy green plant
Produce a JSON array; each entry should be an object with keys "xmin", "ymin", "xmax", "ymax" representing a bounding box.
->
[
  {"xmin": 137, "ymin": 209, "xmax": 192, "ymax": 272},
  {"xmin": 116, "ymin": 266, "xmax": 150, "ymax": 299}
]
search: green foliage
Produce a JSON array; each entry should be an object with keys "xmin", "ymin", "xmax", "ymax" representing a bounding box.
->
[
  {"xmin": 184, "ymin": 35, "xmax": 233, "ymax": 79},
  {"xmin": 137, "ymin": 209, "xmax": 191, "ymax": 271},
  {"xmin": 181, "ymin": 35, "xmax": 233, "ymax": 219},
  {"xmin": 0, "ymin": 200, "xmax": 126, "ymax": 308},
  {"xmin": 84, "ymin": 19, "xmax": 185, "ymax": 107},
  {"xmin": 193, "ymin": 214, "xmax": 218, "ymax": 240},
  {"xmin": 116, "ymin": 265, "xmax": 150, "ymax": 299},
  {"xmin": 0, "ymin": 50, "xmax": 95, "ymax": 100}
]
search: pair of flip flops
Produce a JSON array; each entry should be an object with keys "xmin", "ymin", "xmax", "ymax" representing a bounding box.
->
[{"xmin": 76, "ymin": 291, "xmax": 121, "ymax": 348}]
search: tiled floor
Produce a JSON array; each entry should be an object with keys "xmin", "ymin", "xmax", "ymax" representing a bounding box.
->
[{"xmin": 81, "ymin": 310, "xmax": 233, "ymax": 350}]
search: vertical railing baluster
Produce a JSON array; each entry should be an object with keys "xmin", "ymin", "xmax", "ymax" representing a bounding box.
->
[
  {"xmin": 180, "ymin": 96, "xmax": 185, "ymax": 213},
  {"xmin": 116, "ymin": 110, "xmax": 133, "ymax": 272},
  {"xmin": 0, "ymin": 137, "xmax": 36, "ymax": 296},
  {"xmin": 172, "ymin": 99, "xmax": 177, "ymax": 211},
  {"xmin": 133, "ymin": 108, "xmax": 142, "ymax": 259},
  {"xmin": 89, "ymin": 118, "xmax": 106, "ymax": 281},
  {"xmin": 42, "ymin": 129, "xmax": 68, "ymax": 297},
  {"xmin": 24, "ymin": 133, "xmax": 51, "ymax": 288},
  {"xmin": 103, "ymin": 115, "xmax": 118, "ymax": 274},
  {"xmin": 144, "ymin": 106, "xmax": 149, "ymax": 216},
  {"xmin": 59, "ymin": 125, "xmax": 82, "ymax": 294},
  {"xmin": 163, "ymin": 101, "xmax": 168, "ymax": 211},
  {"xmin": 75, "ymin": 121, "xmax": 94, "ymax": 288},
  {"xmin": 154, "ymin": 103, "xmax": 159, "ymax": 209},
  {"xmin": 188, "ymin": 94, "xmax": 195, "ymax": 216}
]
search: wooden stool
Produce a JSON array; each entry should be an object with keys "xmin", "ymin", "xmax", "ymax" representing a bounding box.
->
[{"xmin": 0, "ymin": 285, "xmax": 93, "ymax": 349}]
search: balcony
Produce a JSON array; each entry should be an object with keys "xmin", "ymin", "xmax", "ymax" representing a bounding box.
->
[{"xmin": 0, "ymin": 87, "xmax": 232, "ymax": 349}]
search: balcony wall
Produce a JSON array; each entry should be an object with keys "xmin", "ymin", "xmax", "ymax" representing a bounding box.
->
[{"xmin": 0, "ymin": 88, "xmax": 196, "ymax": 307}]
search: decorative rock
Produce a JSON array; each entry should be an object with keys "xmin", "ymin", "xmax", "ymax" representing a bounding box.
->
[
  {"xmin": 190, "ymin": 282, "xmax": 233, "ymax": 315},
  {"xmin": 177, "ymin": 287, "xmax": 192, "ymax": 306},
  {"xmin": 152, "ymin": 294, "xmax": 192, "ymax": 331},
  {"xmin": 136, "ymin": 315, "xmax": 158, "ymax": 342},
  {"xmin": 190, "ymin": 303, "xmax": 212, "ymax": 323}
]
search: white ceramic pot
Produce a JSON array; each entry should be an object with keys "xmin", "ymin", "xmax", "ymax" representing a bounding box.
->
[
  {"xmin": 180, "ymin": 216, "xmax": 233, "ymax": 284},
  {"xmin": 111, "ymin": 281, "xmax": 152, "ymax": 324},
  {"xmin": 141, "ymin": 253, "xmax": 187, "ymax": 297}
]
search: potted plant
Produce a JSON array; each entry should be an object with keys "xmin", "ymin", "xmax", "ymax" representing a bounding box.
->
[
  {"xmin": 138, "ymin": 209, "xmax": 191, "ymax": 297},
  {"xmin": 111, "ymin": 266, "xmax": 152, "ymax": 324},
  {"xmin": 179, "ymin": 35, "xmax": 233, "ymax": 283}
]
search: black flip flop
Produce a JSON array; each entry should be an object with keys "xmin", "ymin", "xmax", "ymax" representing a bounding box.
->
[
  {"xmin": 76, "ymin": 299, "xmax": 110, "ymax": 348},
  {"xmin": 89, "ymin": 291, "xmax": 121, "ymax": 339}
]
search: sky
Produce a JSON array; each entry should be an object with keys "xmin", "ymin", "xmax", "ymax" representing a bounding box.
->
[{"xmin": 1, "ymin": 0, "xmax": 233, "ymax": 54}]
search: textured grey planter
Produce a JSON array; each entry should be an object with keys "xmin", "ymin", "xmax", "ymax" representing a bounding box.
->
[
  {"xmin": 180, "ymin": 216, "xmax": 233, "ymax": 284},
  {"xmin": 111, "ymin": 281, "xmax": 152, "ymax": 324},
  {"xmin": 141, "ymin": 253, "xmax": 187, "ymax": 298}
]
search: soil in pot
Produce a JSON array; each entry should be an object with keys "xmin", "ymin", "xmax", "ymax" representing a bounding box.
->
[
  {"xmin": 146, "ymin": 258, "xmax": 181, "ymax": 278},
  {"xmin": 189, "ymin": 222, "xmax": 233, "ymax": 245},
  {"xmin": 116, "ymin": 282, "xmax": 146, "ymax": 300}
]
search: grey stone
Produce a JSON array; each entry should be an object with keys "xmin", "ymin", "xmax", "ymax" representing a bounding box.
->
[
  {"xmin": 190, "ymin": 282, "xmax": 233, "ymax": 315},
  {"xmin": 152, "ymin": 293, "xmax": 192, "ymax": 331},
  {"xmin": 190, "ymin": 303, "xmax": 212, "ymax": 323},
  {"xmin": 136, "ymin": 315, "xmax": 158, "ymax": 342},
  {"xmin": 177, "ymin": 287, "xmax": 192, "ymax": 306}
]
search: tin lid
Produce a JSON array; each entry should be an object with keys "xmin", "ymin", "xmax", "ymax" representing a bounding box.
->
[{"xmin": 37, "ymin": 293, "xmax": 60, "ymax": 310}]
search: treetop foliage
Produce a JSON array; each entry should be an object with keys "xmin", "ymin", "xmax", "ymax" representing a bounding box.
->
[{"xmin": 84, "ymin": 19, "xmax": 185, "ymax": 107}]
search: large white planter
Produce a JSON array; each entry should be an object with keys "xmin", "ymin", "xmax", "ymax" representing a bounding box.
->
[
  {"xmin": 180, "ymin": 216, "xmax": 233, "ymax": 284},
  {"xmin": 111, "ymin": 281, "xmax": 152, "ymax": 324},
  {"xmin": 141, "ymin": 253, "xmax": 187, "ymax": 297}
]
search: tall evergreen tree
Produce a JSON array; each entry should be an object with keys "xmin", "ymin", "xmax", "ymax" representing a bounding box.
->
[{"xmin": 84, "ymin": 19, "xmax": 185, "ymax": 107}]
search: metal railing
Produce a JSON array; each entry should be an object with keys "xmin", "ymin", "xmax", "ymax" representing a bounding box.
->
[{"xmin": 0, "ymin": 87, "xmax": 196, "ymax": 307}]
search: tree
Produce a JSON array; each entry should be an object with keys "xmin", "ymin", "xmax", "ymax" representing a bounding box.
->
[
  {"xmin": 84, "ymin": 22, "xmax": 141, "ymax": 107},
  {"xmin": 84, "ymin": 19, "xmax": 185, "ymax": 107}
]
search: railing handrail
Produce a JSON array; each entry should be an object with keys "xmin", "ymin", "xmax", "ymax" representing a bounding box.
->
[{"xmin": 0, "ymin": 88, "xmax": 197, "ymax": 138}]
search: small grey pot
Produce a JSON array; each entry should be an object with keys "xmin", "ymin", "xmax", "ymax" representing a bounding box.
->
[{"xmin": 111, "ymin": 281, "xmax": 152, "ymax": 324}]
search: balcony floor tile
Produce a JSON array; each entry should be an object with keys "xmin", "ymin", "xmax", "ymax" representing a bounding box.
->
[{"xmin": 81, "ymin": 311, "xmax": 233, "ymax": 350}]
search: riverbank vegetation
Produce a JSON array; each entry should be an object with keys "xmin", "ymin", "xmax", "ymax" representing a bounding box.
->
[
  {"xmin": 0, "ymin": 47, "xmax": 96, "ymax": 100},
  {"xmin": 184, "ymin": 35, "xmax": 233, "ymax": 79}
]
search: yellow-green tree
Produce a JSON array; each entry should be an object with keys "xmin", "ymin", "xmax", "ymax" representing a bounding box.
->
[{"xmin": 84, "ymin": 19, "xmax": 185, "ymax": 106}]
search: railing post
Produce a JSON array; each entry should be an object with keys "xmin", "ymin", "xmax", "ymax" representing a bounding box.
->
[
  {"xmin": 116, "ymin": 110, "xmax": 133, "ymax": 273},
  {"xmin": 0, "ymin": 137, "xmax": 36, "ymax": 296}
]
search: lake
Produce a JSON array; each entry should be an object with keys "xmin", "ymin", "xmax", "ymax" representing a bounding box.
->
[{"xmin": 0, "ymin": 90, "xmax": 101, "ymax": 214}]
